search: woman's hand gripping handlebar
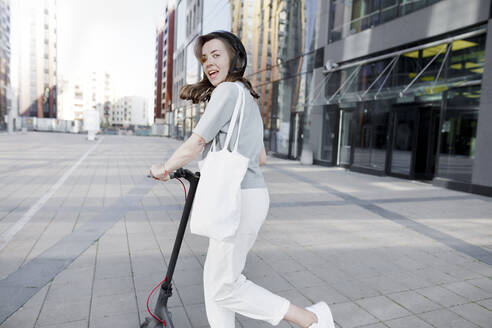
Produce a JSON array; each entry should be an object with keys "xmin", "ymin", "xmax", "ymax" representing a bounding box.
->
[
  {"xmin": 149, "ymin": 164, "xmax": 170, "ymax": 181},
  {"xmin": 147, "ymin": 168, "xmax": 200, "ymax": 202},
  {"xmin": 148, "ymin": 168, "xmax": 197, "ymax": 181}
]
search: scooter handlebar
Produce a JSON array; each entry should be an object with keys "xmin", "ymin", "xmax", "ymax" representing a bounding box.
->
[{"xmin": 148, "ymin": 168, "xmax": 197, "ymax": 180}]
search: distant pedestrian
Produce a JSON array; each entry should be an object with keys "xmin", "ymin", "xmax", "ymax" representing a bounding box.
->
[{"xmin": 150, "ymin": 30, "xmax": 334, "ymax": 328}]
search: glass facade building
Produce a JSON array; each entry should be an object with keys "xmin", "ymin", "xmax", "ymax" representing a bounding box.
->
[
  {"xmin": 313, "ymin": 0, "xmax": 492, "ymax": 195},
  {"xmin": 171, "ymin": 0, "xmax": 321, "ymax": 160},
  {"xmin": 323, "ymin": 29, "xmax": 485, "ymax": 179},
  {"xmin": 230, "ymin": 0, "xmax": 320, "ymax": 159}
]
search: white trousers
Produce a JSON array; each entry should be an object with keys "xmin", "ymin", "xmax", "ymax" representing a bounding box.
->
[{"xmin": 203, "ymin": 188, "xmax": 290, "ymax": 327}]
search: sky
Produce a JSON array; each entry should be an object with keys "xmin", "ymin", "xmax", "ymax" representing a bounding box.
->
[{"xmin": 12, "ymin": 0, "xmax": 168, "ymax": 103}]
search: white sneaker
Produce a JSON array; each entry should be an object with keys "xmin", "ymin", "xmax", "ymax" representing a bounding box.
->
[{"xmin": 306, "ymin": 301, "xmax": 335, "ymax": 328}]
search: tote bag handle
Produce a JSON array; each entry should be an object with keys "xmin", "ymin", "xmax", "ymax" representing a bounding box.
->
[{"xmin": 211, "ymin": 83, "xmax": 245, "ymax": 152}]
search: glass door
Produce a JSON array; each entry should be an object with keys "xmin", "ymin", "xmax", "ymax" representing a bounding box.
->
[
  {"xmin": 389, "ymin": 106, "xmax": 417, "ymax": 176},
  {"xmin": 320, "ymin": 106, "xmax": 339, "ymax": 165},
  {"xmin": 339, "ymin": 109, "xmax": 354, "ymax": 166},
  {"xmin": 388, "ymin": 103, "xmax": 440, "ymax": 179}
]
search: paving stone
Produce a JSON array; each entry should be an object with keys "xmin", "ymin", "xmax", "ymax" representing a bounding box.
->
[
  {"xmin": 385, "ymin": 271, "xmax": 433, "ymax": 290},
  {"xmin": 468, "ymin": 277, "xmax": 492, "ymax": 293},
  {"xmin": 274, "ymin": 289, "xmax": 311, "ymax": 309},
  {"xmin": 330, "ymin": 302, "xmax": 379, "ymax": 328},
  {"xmin": 269, "ymin": 258, "xmax": 305, "ymax": 274},
  {"xmin": 0, "ymin": 303, "xmax": 39, "ymax": 328},
  {"xmin": 93, "ymin": 276, "xmax": 134, "ymax": 298},
  {"xmin": 38, "ymin": 319, "xmax": 88, "ymax": 328},
  {"xmin": 253, "ymin": 272, "xmax": 294, "ymax": 293},
  {"xmin": 95, "ymin": 261, "xmax": 132, "ymax": 280},
  {"xmin": 359, "ymin": 324, "xmax": 388, "ymax": 328},
  {"xmin": 185, "ymin": 304, "xmax": 209, "ymax": 328},
  {"xmin": 449, "ymin": 302, "xmax": 492, "ymax": 328},
  {"xmin": 386, "ymin": 290, "xmax": 441, "ymax": 314},
  {"xmin": 412, "ymin": 267, "xmax": 458, "ymax": 285},
  {"xmin": 239, "ymin": 317, "xmax": 292, "ymax": 327},
  {"xmin": 178, "ymin": 284, "xmax": 205, "ymax": 306},
  {"xmin": 359, "ymin": 275, "xmax": 409, "ymax": 295},
  {"xmin": 477, "ymin": 298, "xmax": 492, "ymax": 310},
  {"xmin": 415, "ymin": 285, "xmax": 469, "ymax": 307},
  {"xmin": 45, "ymin": 280, "xmax": 93, "ymax": 304},
  {"xmin": 385, "ymin": 315, "xmax": 433, "ymax": 328},
  {"xmin": 281, "ymin": 270, "xmax": 326, "ymax": 289},
  {"xmin": 90, "ymin": 312, "xmax": 139, "ymax": 328},
  {"xmin": 435, "ymin": 265, "xmax": 483, "ymax": 280},
  {"xmin": 331, "ymin": 279, "xmax": 380, "ymax": 301},
  {"xmin": 52, "ymin": 266, "xmax": 94, "ymax": 286},
  {"xmin": 172, "ymin": 268, "xmax": 203, "ymax": 289},
  {"xmin": 36, "ymin": 299, "xmax": 90, "ymax": 327},
  {"xmin": 443, "ymin": 281, "xmax": 492, "ymax": 302},
  {"xmin": 356, "ymin": 296, "xmax": 411, "ymax": 321},
  {"xmin": 418, "ymin": 308, "xmax": 480, "ymax": 328},
  {"xmin": 300, "ymin": 284, "xmax": 350, "ymax": 305},
  {"xmin": 91, "ymin": 293, "xmax": 138, "ymax": 319},
  {"xmin": 310, "ymin": 265, "xmax": 357, "ymax": 285}
]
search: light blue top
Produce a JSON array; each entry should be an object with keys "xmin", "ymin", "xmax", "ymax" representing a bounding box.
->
[{"xmin": 193, "ymin": 81, "xmax": 266, "ymax": 189}]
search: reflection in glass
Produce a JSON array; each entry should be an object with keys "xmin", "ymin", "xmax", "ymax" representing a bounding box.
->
[
  {"xmin": 381, "ymin": 0, "xmax": 398, "ymax": 23},
  {"xmin": 391, "ymin": 109, "xmax": 416, "ymax": 175},
  {"xmin": 438, "ymin": 85, "xmax": 480, "ymax": 183},
  {"xmin": 353, "ymin": 101, "xmax": 389, "ymax": 170},
  {"xmin": 329, "ymin": 0, "xmax": 346, "ymax": 42},
  {"xmin": 448, "ymin": 36, "xmax": 484, "ymax": 82},
  {"xmin": 276, "ymin": 77, "xmax": 293, "ymax": 155},
  {"xmin": 231, "ymin": 0, "xmax": 317, "ymax": 155},
  {"xmin": 351, "ymin": 0, "xmax": 380, "ymax": 34},
  {"xmin": 202, "ymin": 0, "xmax": 231, "ymax": 34},
  {"xmin": 339, "ymin": 109, "xmax": 354, "ymax": 165},
  {"xmin": 185, "ymin": 42, "xmax": 199, "ymax": 85},
  {"xmin": 176, "ymin": 1, "xmax": 186, "ymax": 50},
  {"xmin": 399, "ymin": 0, "xmax": 428, "ymax": 16},
  {"xmin": 320, "ymin": 107, "xmax": 338, "ymax": 163}
]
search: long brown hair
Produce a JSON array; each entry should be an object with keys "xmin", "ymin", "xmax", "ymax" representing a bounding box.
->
[{"xmin": 179, "ymin": 31, "xmax": 259, "ymax": 104}]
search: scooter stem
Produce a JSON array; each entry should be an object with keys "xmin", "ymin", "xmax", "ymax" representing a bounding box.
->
[{"xmin": 141, "ymin": 169, "xmax": 200, "ymax": 328}]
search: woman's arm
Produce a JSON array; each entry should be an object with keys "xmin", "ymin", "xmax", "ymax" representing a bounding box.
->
[
  {"xmin": 150, "ymin": 133, "xmax": 206, "ymax": 180},
  {"xmin": 259, "ymin": 146, "xmax": 267, "ymax": 166}
]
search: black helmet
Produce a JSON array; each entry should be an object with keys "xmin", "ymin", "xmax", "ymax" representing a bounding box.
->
[{"xmin": 196, "ymin": 30, "xmax": 247, "ymax": 76}]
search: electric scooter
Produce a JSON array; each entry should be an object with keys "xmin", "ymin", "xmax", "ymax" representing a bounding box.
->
[{"xmin": 141, "ymin": 168, "xmax": 200, "ymax": 328}]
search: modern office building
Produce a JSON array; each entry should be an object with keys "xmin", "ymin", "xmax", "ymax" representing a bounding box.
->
[
  {"xmin": 171, "ymin": 0, "xmax": 204, "ymax": 139},
  {"xmin": 230, "ymin": 0, "xmax": 320, "ymax": 160},
  {"xmin": 17, "ymin": 0, "xmax": 58, "ymax": 118},
  {"xmin": 170, "ymin": 0, "xmax": 317, "ymax": 147},
  {"xmin": 0, "ymin": 0, "xmax": 10, "ymax": 130},
  {"xmin": 307, "ymin": 0, "xmax": 492, "ymax": 196},
  {"xmin": 154, "ymin": 3, "xmax": 175, "ymax": 124},
  {"xmin": 154, "ymin": 21, "xmax": 164, "ymax": 121}
]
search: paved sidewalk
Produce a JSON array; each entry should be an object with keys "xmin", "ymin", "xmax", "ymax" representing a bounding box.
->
[{"xmin": 0, "ymin": 132, "xmax": 491, "ymax": 328}]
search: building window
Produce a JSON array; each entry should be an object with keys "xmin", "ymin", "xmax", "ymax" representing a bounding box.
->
[
  {"xmin": 350, "ymin": 0, "xmax": 380, "ymax": 34},
  {"xmin": 329, "ymin": 0, "xmax": 444, "ymax": 43}
]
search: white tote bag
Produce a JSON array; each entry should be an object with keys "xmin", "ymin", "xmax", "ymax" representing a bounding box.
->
[{"xmin": 190, "ymin": 83, "xmax": 249, "ymax": 240}]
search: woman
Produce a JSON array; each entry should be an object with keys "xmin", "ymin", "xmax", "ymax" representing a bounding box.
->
[{"xmin": 150, "ymin": 31, "xmax": 334, "ymax": 328}]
